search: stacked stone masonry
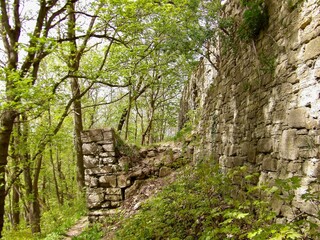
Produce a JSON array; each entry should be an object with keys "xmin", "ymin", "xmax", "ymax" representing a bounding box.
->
[
  {"xmin": 180, "ymin": 0, "xmax": 320, "ymax": 220},
  {"xmin": 81, "ymin": 128, "xmax": 182, "ymax": 222}
]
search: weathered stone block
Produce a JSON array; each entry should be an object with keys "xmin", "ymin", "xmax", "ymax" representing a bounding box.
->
[
  {"xmin": 280, "ymin": 130, "xmax": 298, "ymax": 160},
  {"xmin": 287, "ymin": 108, "xmax": 307, "ymax": 128},
  {"xmin": 84, "ymin": 155, "xmax": 99, "ymax": 169},
  {"xmin": 296, "ymin": 135, "xmax": 311, "ymax": 148},
  {"xmin": 85, "ymin": 166, "xmax": 113, "ymax": 175},
  {"xmin": 110, "ymin": 201, "xmax": 121, "ymax": 208},
  {"xmin": 99, "ymin": 175, "xmax": 117, "ymax": 188},
  {"xmin": 105, "ymin": 194, "xmax": 122, "ymax": 201},
  {"xmin": 82, "ymin": 129, "xmax": 104, "ymax": 143},
  {"xmin": 287, "ymin": 161, "xmax": 302, "ymax": 174},
  {"xmin": 82, "ymin": 143, "xmax": 99, "ymax": 155},
  {"xmin": 87, "ymin": 190, "xmax": 105, "ymax": 209},
  {"xmin": 304, "ymin": 36, "xmax": 320, "ymax": 61},
  {"xmin": 147, "ymin": 150, "xmax": 156, "ymax": 157},
  {"xmin": 257, "ymin": 138, "xmax": 273, "ymax": 153},
  {"xmin": 261, "ymin": 157, "xmax": 277, "ymax": 171},
  {"xmin": 117, "ymin": 175, "xmax": 130, "ymax": 188},
  {"xmin": 302, "ymin": 158, "xmax": 320, "ymax": 177},
  {"xmin": 101, "ymin": 201, "xmax": 111, "ymax": 208},
  {"xmin": 102, "ymin": 144, "xmax": 115, "ymax": 152},
  {"xmin": 85, "ymin": 175, "xmax": 98, "ymax": 187},
  {"xmin": 102, "ymin": 129, "xmax": 115, "ymax": 141},
  {"xmin": 105, "ymin": 188, "xmax": 121, "ymax": 195},
  {"xmin": 224, "ymin": 157, "xmax": 245, "ymax": 168},
  {"xmin": 100, "ymin": 156, "xmax": 116, "ymax": 164}
]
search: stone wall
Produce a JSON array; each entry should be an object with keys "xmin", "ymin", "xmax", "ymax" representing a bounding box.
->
[
  {"xmin": 180, "ymin": 0, "xmax": 320, "ymax": 219},
  {"xmin": 81, "ymin": 128, "xmax": 182, "ymax": 222}
]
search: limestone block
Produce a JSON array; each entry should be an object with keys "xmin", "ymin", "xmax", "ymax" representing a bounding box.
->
[
  {"xmin": 110, "ymin": 201, "xmax": 121, "ymax": 208},
  {"xmin": 159, "ymin": 166, "xmax": 172, "ymax": 178},
  {"xmin": 147, "ymin": 150, "xmax": 156, "ymax": 157},
  {"xmin": 279, "ymin": 129, "xmax": 299, "ymax": 160},
  {"xmin": 82, "ymin": 129, "xmax": 104, "ymax": 143},
  {"xmin": 84, "ymin": 155, "xmax": 99, "ymax": 169},
  {"xmin": 296, "ymin": 129, "xmax": 308, "ymax": 135},
  {"xmin": 85, "ymin": 166, "xmax": 113, "ymax": 175},
  {"xmin": 224, "ymin": 157, "xmax": 245, "ymax": 168},
  {"xmin": 99, "ymin": 151, "xmax": 116, "ymax": 158},
  {"xmin": 87, "ymin": 190, "xmax": 105, "ymax": 209},
  {"xmin": 257, "ymin": 138, "xmax": 273, "ymax": 153},
  {"xmin": 304, "ymin": 36, "xmax": 320, "ymax": 60},
  {"xmin": 247, "ymin": 147, "xmax": 257, "ymax": 163},
  {"xmin": 240, "ymin": 142, "xmax": 250, "ymax": 156},
  {"xmin": 99, "ymin": 175, "xmax": 117, "ymax": 188},
  {"xmin": 302, "ymin": 158, "xmax": 320, "ymax": 177},
  {"xmin": 102, "ymin": 144, "xmax": 115, "ymax": 152},
  {"xmin": 81, "ymin": 131, "xmax": 92, "ymax": 143},
  {"xmin": 85, "ymin": 176, "xmax": 98, "ymax": 188},
  {"xmin": 102, "ymin": 129, "xmax": 115, "ymax": 141},
  {"xmin": 100, "ymin": 156, "xmax": 116, "ymax": 164},
  {"xmin": 287, "ymin": 108, "xmax": 307, "ymax": 128},
  {"xmin": 287, "ymin": 161, "xmax": 302, "ymax": 174},
  {"xmin": 82, "ymin": 143, "xmax": 99, "ymax": 155},
  {"xmin": 101, "ymin": 201, "xmax": 111, "ymax": 208},
  {"xmin": 299, "ymin": 149, "xmax": 318, "ymax": 159},
  {"xmin": 117, "ymin": 175, "xmax": 131, "ymax": 188},
  {"xmin": 261, "ymin": 157, "xmax": 277, "ymax": 171},
  {"xmin": 296, "ymin": 135, "xmax": 311, "ymax": 148},
  {"xmin": 105, "ymin": 188, "xmax": 121, "ymax": 195},
  {"xmin": 105, "ymin": 194, "xmax": 122, "ymax": 201}
]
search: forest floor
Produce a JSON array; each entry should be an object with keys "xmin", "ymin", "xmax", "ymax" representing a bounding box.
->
[{"xmin": 63, "ymin": 216, "xmax": 89, "ymax": 239}]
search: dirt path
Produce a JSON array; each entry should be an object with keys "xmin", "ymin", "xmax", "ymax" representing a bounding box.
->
[{"xmin": 63, "ymin": 216, "xmax": 89, "ymax": 239}]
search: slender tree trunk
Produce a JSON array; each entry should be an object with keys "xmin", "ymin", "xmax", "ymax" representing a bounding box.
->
[
  {"xmin": 21, "ymin": 114, "xmax": 41, "ymax": 234},
  {"xmin": 11, "ymin": 127, "xmax": 21, "ymax": 230},
  {"xmin": 12, "ymin": 184, "xmax": 20, "ymax": 229},
  {"xmin": 68, "ymin": 1, "xmax": 85, "ymax": 191},
  {"xmin": 48, "ymin": 107, "xmax": 62, "ymax": 205},
  {"xmin": 124, "ymin": 93, "xmax": 132, "ymax": 140}
]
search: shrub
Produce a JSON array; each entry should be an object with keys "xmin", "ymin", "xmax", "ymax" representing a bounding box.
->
[
  {"xmin": 114, "ymin": 160, "xmax": 319, "ymax": 239},
  {"xmin": 238, "ymin": 0, "xmax": 269, "ymax": 40}
]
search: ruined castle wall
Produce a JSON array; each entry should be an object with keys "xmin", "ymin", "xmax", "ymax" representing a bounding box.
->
[
  {"xmin": 81, "ymin": 128, "xmax": 183, "ymax": 222},
  {"xmin": 180, "ymin": 0, "xmax": 320, "ymax": 219}
]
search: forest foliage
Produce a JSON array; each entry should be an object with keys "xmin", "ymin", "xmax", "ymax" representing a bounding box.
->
[
  {"xmin": 114, "ymin": 160, "xmax": 320, "ymax": 239},
  {"xmin": 0, "ymin": 0, "xmax": 222, "ymax": 238}
]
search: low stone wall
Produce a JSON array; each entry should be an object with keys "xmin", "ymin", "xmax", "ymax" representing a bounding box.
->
[{"xmin": 81, "ymin": 128, "xmax": 183, "ymax": 222}]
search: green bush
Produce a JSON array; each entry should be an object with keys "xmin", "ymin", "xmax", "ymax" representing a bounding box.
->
[
  {"xmin": 114, "ymin": 160, "xmax": 319, "ymax": 239},
  {"xmin": 238, "ymin": 0, "xmax": 269, "ymax": 40}
]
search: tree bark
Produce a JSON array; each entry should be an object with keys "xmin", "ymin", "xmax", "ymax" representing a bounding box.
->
[
  {"xmin": 67, "ymin": 1, "xmax": 85, "ymax": 191},
  {"xmin": 0, "ymin": 110, "xmax": 17, "ymax": 237}
]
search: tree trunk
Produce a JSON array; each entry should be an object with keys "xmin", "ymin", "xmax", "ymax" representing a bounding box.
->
[
  {"xmin": 0, "ymin": 110, "xmax": 16, "ymax": 237},
  {"xmin": 48, "ymin": 107, "xmax": 62, "ymax": 205},
  {"xmin": 68, "ymin": 1, "xmax": 85, "ymax": 191},
  {"xmin": 11, "ymin": 125, "xmax": 21, "ymax": 229}
]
